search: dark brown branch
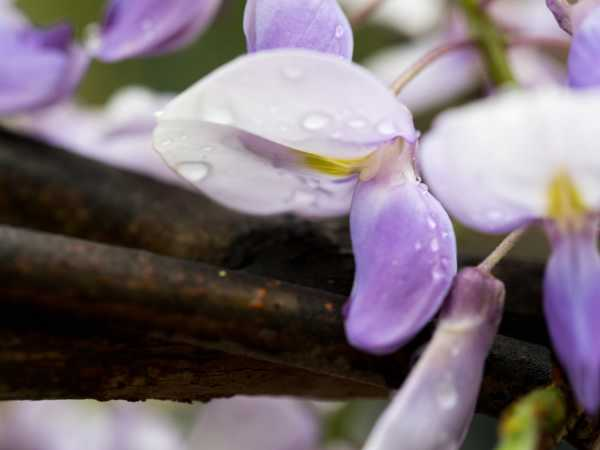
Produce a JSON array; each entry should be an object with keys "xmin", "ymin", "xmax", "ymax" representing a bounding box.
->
[
  {"xmin": 0, "ymin": 226, "xmax": 551, "ymax": 408},
  {"xmin": 0, "ymin": 129, "xmax": 548, "ymax": 347}
]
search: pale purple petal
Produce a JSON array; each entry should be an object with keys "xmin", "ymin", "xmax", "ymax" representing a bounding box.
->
[
  {"xmin": 244, "ymin": 0, "xmax": 353, "ymax": 59},
  {"xmin": 188, "ymin": 397, "xmax": 319, "ymax": 450},
  {"xmin": 10, "ymin": 88, "xmax": 187, "ymax": 188},
  {"xmin": 569, "ymin": 6, "xmax": 600, "ymax": 88},
  {"xmin": 544, "ymin": 218, "xmax": 600, "ymax": 413},
  {"xmin": 420, "ymin": 88, "xmax": 600, "ymax": 233},
  {"xmin": 0, "ymin": 0, "xmax": 26, "ymax": 28},
  {"xmin": 363, "ymin": 268, "xmax": 505, "ymax": 450},
  {"xmin": 493, "ymin": 0, "xmax": 566, "ymax": 37},
  {"xmin": 547, "ymin": 0, "xmax": 600, "ymax": 33},
  {"xmin": 0, "ymin": 23, "xmax": 88, "ymax": 116},
  {"xmin": 344, "ymin": 176, "xmax": 457, "ymax": 354},
  {"xmin": 94, "ymin": 0, "xmax": 221, "ymax": 62},
  {"xmin": 155, "ymin": 49, "xmax": 416, "ymax": 216}
]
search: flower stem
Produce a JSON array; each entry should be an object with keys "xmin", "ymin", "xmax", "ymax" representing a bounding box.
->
[
  {"xmin": 391, "ymin": 39, "xmax": 475, "ymax": 95},
  {"xmin": 478, "ymin": 227, "xmax": 527, "ymax": 273},
  {"xmin": 459, "ymin": 0, "xmax": 517, "ymax": 87}
]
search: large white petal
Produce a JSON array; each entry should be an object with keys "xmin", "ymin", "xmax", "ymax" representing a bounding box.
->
[
  {"xmin": 420, "ymin": 88, "xmax": 600, "ymax": 233},
  {"xmin": 155, "ymin": 49, "xmax": 416, "ymax": 216}
]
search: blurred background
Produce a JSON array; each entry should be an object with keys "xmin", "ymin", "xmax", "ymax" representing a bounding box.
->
[{"xmin": 4, "ymin": 1, "xmax": 567, "ymax": 449}]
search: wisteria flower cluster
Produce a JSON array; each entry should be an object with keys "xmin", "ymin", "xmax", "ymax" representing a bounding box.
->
[{"xmin": 2, "ymin": 0, "xmax": 600, "ymax": 449}]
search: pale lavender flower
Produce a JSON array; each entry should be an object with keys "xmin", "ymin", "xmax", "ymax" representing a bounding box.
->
[
  {"xmin": 189, "ymin": 397, "xmax": 320, "ymax": 450},
  {"xmin": 92, "ymin": 0, "xmax": 221, "ymax": 62},
  {"xmin": 0, "ymin": 20, "xmax": 88, "ymax": 116},
  {"xmin": 546, "ymin": 0, "xmax": 600, "ymax": 33},
  {"xmin": 362, "ymin": 268, "xmax": 504, "ymax": 450},
  {"xmin": 0, "ymin": 401, "xmax": 184, "ymax": 450},
  {"xmin": 153, "ymin": 48, "xmax": 457, "ymax": 354},
  {"xmin": 8, "ymin": 87, "xmax": 186, "ymax": 187},
  {"xmin": 244, "ymin": 0, "xmax": 353, "ymax": 59},
  {"xmin": 420, "ymin": 87, "xmax": 600, "ymax": 412}
]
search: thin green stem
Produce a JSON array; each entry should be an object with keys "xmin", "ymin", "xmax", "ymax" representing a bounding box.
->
[{"xmin": 459, "ymin": 0, "xmax": 517, "ymax": 87}]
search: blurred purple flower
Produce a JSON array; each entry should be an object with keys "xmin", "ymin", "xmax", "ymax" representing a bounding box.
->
[
  {"xmin": 0, "ymin": 401, "xmax": 184, "ymax": 450},
  {"xmin": 92, "ymin": 0, "xmax": 221, "ymax": 62},
  {"xmin": 189, "ymin": 397, "xmax": 321, "ymax": 450},
  {"xmin": 363, "ymin": 268, "xmax": 504, "ymax": 450},
  {"xmin": 546, "ymin": 0, "xmax": 600, "ymax": 88},
  {"xmin": 244, "ymin": 0, "xmax": 353, "ymax": 59},
  {"xmin": 8, "ymin": 87, "xmax": 187, "ymax": 187},
  {"xmin": 367, "ymin": 0, "xmax": 566, "ymax": 115},
  {"xmin": 0, "ymin": 20, "xmax": 88, "ymax": 116},
  {"xmin": 153, "ymin": 48, "xmax": 457, "ymax": 354},
  {"xmin": 420, "ymin": 87, "xmax": 600, "ymax": 413}
]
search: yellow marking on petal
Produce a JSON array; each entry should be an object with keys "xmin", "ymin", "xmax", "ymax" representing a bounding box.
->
[
  {"xmin": 547, "ymin": 171, "xmax": 587, "ymax": 224},
  {"xmin": 302, "ymin": 152, "xmax": 372, "ymax": 177}
]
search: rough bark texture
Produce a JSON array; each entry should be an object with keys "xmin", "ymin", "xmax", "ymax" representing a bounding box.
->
[{"xmin": 0, "ymin": 129, "xmax": 597, "ymax": 448}]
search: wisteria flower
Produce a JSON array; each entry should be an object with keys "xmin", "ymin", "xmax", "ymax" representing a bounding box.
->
[
  {"xmin": 91, "ymin": 0, "xmax": 222, "ymax": 62},
  {"xmin": 189, "ymin": 397, "xmax": 321, "ymax": 450},
  {"xmin": 366, "ymin": 0, "xmax": 565, "ymax": 115},
  {"xmin": 0, "ymin": 401, "xmax": 185, "ymax": 450},
  {"xmin": 154, "ymin": 48, "xmax": 457, "ymax": 354},
  {"xmin": 244, "ymin": 0, "xmax": 353, "ymax": 59},
  {"xmin": 420, "ymin": 87, "xmax": 600, "ymax": 412},
  {"xmin": 363, "ymin": 268, "xmax": 504, "ymax": 450},
  {"xmin": 0, "ymin": 16, "xmax": 88, "ymax": 115},
  {"xmin": 8, "ymin": 87, "xmax": 186, "ymax": 187}
]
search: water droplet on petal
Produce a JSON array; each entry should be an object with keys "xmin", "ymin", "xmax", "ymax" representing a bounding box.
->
[
  {"xmin": 436, "ymin": 376, "xmax": 458, "ymax": 410},
  {"xmin": 427, "ymin": 217, "xmax": 437, "ymax": 230},
  {"xmin": 282, "ymin": 66, "xmax": 303, "ymax": 80},
  {"xmin": 177, "ymin": 162, "xmax": 210, "ymax": 184},
  {"xmin": 302, "ymin": 113, "xmax": 332, "ymax": 131},
  {"xmin": 414, "ymin": 241, "xmax": 423, "ymax": 251},
  {"xmin": 430, "ymin": 238, "xmax": 440, "ymax": 252},
  {"xmin": 377, "ymin": 120, "xmax": 398, "ymax": 136},
  {"xmin": 335, "ymin": 25, "xmax": 344, "ymax": 38}
]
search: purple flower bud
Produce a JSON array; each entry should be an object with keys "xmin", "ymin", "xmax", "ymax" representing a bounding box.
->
[
  {"xmin": 544, "ymin": 218, "xmax": 600, "ymax": 413},
  {"xmin": 363, "ymin": 268, "xmax": 505, "ymax": 450},
  {"xmin": 243, "ymin": 0, "xmax": 353, "ymax": 59},
  {"xmin": 94, "ymin": 0, "xmax": 221, "ymax": 62},
  {"xmin": 0, "ymin": 23, "xmax": 88, "ymax": 116}
]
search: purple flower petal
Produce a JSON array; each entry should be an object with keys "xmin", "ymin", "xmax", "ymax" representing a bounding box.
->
[
  {"xmin": 0, "ymin": 0, "xmax": 27, "ymax": 28},
  {"xmin": 569, "ymin": 6, "xmax": 600, "ymax": 88},
  {"xmin": 0, "ymin": 23, "xmax": 88, "ymax": 116},
  {"xmin": 344, "ymin": 175, "xmax": 457, "ymax": 354},
  {"xmin": 363, "ymin": 268, "xmax": 505, "ymax": 450},
  {"xmin": 188, "ymin": 397, "xmax": 319, "ymax": 450},
  {"xmin": 244, "ymin": 0, "xmax": 353, "ymax": 59},
  {"xmin": 547, "ymin": 0, "xmax": 600, "ymax": 33},
  {"xmin": 95, "ymin": 0, "xmax": 221, "ymax": 62},
  {"xmin": 544, "ymin": 218, "xmax": 600, "ymax": 413},
  {"xmin": 154, "ymin": 49, "xmax": 416, "ymax": 216},
  {"xmin": 419, "ymin": 89, "xmax": 600, "ymax": 233},
  {"xmin": 10, "ymin": 88, "xmax": 187, "ymax": 188}
]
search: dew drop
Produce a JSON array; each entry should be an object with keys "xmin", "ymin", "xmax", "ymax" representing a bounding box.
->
[
  {"xmin": 177, "ymin": 162, "xmax": 210, "ymax": 184},
  {"xmin": 282, "ymin": 66, "xmax": 303, "ymax": 80},
  {"xmin": 414, "ymin": 241, "xmax": 423, "ymax": 251},
  {"xmin": 436, "ymin": 376, "xmax": 458, "ymax": 410},
  {"xmin": 427, "ymin": 217, "xmax": 437, "ymax": 230},
  {"xmin": 347, "ymin": 118, "xmax": 367, "ymax": 129},
  {"xmin": 430, "ymin": 238, "xmax": 440, "ymax": 252},
  {"xmin": 377, "ymin": 120, "xmax": 397, "ymax": 136},
  {"xmin": 302, "ymin": 112, "xmax": 332, "ymax": 131},
  {"xmin": 335, "ymin": 25, "xmax": 345, "ymax": 38}
]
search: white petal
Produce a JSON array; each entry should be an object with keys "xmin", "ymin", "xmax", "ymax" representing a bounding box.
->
[
  {"xmin": 420, "ymin": 87, "xmax": 600, "ymax": 232},
  {"xmin": 490, "ymin": 0, "xmax": 567, "ymax": 37},
  {"xmin": 155, "ymin": 49, "xmax": 416, "ymax": 216}
]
